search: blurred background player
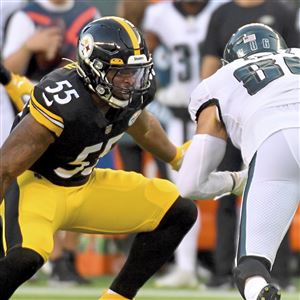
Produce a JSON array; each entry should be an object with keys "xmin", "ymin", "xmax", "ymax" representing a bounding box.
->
[
  {"xmin": 2, "ymin": 0, "xmax": 100, "ymax": 286},
  {"xmin": 142, "ymin": 0, "xmax": 227, "ymax": 287},
  {"xmin": 200, "ymin": 0, "xmax": 300, "ymax": 290}
]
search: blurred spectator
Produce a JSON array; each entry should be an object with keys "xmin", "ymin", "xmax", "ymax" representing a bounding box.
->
[
  {"xmin": 200, "ymin": 0, "xmax": 300, "ymax": 290},
  {"xmin": 2, "ymin": 0, "xmax": 100, "ymax": 286},
  {"xmin": 142, "ymin": 0, "xmax": 226, "ymax": 288}
]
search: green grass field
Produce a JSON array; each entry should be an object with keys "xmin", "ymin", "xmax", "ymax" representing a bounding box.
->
[{"xmin": 11, "ymin": 275, "xmax": 300, "ymax": 300}]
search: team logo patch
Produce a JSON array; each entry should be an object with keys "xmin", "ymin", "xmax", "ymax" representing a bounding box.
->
[
  {"xmin": 128, "ymin": 110, "xmax": 142, "ymax": 126},
  {"xmin": 79, "ymin": 34, "xmax": 94, "ymax": 60}
]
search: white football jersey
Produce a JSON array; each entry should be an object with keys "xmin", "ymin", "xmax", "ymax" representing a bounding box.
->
[
  {"xmin": 143, "ymin": 1, "xmax": 225, "ymax": 106},
  {"xmin": 189, "ymin": 49, "xmax": 300, "ymax": 165}
]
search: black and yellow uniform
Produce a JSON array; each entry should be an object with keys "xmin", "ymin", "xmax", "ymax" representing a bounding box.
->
[{"xmin": 2, "ymin": 65, "xmax": 179, "ymax": 262}]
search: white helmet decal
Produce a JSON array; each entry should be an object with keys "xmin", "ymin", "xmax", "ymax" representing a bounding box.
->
[{"xmin": 79, "ymin": 34, "xmax": 94, "ymax": 60}]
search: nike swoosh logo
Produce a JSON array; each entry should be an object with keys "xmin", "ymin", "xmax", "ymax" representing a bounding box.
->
[{"xmin": 43, "ymin": 92, "xmax": 53, "ymax": 107}]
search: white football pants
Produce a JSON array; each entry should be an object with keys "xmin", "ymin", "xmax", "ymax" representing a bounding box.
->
[{"xmin": 237, "ymin": 128, "xmax": 300, "ymax": 266}]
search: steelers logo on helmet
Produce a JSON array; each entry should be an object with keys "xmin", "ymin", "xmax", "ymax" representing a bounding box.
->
[{"xmin": 79, "ymin": 33, "xmax": 94, "ymax": 60}]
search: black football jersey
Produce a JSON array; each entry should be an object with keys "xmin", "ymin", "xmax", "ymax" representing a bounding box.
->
[{"xmin": 16, "ymin": 65, "xmax": 155, "ymax": 186}]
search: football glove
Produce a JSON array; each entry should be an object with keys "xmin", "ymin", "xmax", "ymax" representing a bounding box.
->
[
  {"xmin": 0, "ymin": 63, "xmax": 33, "ymax": 112},
  {"xmin": 169, "ymin": 140, "xmax": 192, "ymax": 171},
  {"xmin": 230, "ymin": 168, "xmax": 248, "ymax": 196},
  {"xmin": 213, "ymin": 169, "xmax": 248, "ymax": 200}
]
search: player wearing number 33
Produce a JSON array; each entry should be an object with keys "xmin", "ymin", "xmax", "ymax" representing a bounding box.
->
[
  {"xmin": 178, "ymin": 23, "xmax": 300, "ymax": 300},
  {"xmin": 0, "ymin": 16, "xmax": 201, "ymax": 300}
]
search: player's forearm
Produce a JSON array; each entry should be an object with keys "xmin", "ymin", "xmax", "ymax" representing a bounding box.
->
[
  {"xmin": 0, "ymin": 172, "xmax": 15, "ymax": 202},
  {"xmin": 128, "ymin": 111, "xmax": 176, "ymax": 163},
  {"xmin": 179, "ymin": 171, "xmax": 234, "ymax": 200},
  {"xmin": 134, "ymin": 115, "xmax": 176, "ymax": 163},
  {"xmin": 177, "ymin": 134, "xmax": 227, "ymax": 199}
]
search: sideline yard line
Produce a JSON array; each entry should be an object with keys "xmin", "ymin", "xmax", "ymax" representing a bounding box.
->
[{"xmin": 14, "ymin": 287, "xmax": 300, "ymax": 299}]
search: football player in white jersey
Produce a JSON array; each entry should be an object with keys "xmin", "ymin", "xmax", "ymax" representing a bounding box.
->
[{"xmin": 178, "ymin": 23, "xmax": 300, "ymax": 300}]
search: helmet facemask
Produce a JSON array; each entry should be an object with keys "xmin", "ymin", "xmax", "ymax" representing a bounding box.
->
[{"xmin": 93, "ymin": 59, "xmax": 152, "ymax": 108}]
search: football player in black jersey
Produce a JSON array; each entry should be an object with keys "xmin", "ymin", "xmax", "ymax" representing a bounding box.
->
[{"xmin": 0, "ymin": 17, "xmax": 198, "ymax": 300}]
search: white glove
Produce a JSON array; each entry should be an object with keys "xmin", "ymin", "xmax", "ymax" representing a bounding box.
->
[
  {"xmin": 230, "ymin": 169, "xmax": 248, "ymax": 196},
  {"xmin": 213, "ymin": 169, "xmax": 248, "ymax": 200}
]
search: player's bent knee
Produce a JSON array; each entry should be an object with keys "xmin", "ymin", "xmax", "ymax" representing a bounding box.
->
[
  {"xmin": 160, "ymin": 196, "xmax": 197, "ymax": 231},
  {"xmin": 233, "ymin": 256, "xmax": 272, "ymax": 298},
  {"xmin": 2, "ymin": 247, "xmax": 43, "ymax": 282}
]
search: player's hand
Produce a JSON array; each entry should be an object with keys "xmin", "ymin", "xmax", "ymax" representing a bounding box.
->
[
  {"xmin": 24, "ymin": 27, "xmax": 63, "ymax": 55},
  {"xmin": 213, "ymin": 169, "xmax": 248, "ymax": 200},
  {"xmin": 169, "ymin": 140, "xmax": 192, "ymax": 171},
  {"xmin": 231, "ymin": 169, "xmax": 248, "ymax": 196}
]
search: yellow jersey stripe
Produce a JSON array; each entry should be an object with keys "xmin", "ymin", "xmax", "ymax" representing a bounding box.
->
[
  {"xmin": 0, "ymin": 203, "xmax": 7, "ymax": 253},
  {"xmin": 30, "ymin": 91, "xmax": 63, "ymax": 123},
  {"xmin": 30, "ymin": 93, "xmax": 64, "ymax": 137},
  {"xmin": 110, "ymin": 17, "xmax": 141, "ymax": 55},
  {"xmin": 30, "ymin": 101, "xmax": 64, "ymax": 137}
]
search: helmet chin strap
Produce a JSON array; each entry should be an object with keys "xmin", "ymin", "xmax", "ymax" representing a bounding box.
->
[
  {"xmin": 94, "ymin": 83, "xmax": 129, "ymax": 109},
  {"xmin": 99, "ymin": 92, "xmax": 129, "ymax": 109}
]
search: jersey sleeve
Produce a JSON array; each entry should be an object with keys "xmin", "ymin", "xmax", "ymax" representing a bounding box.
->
[
  {"xmin": 189, "ymin": 80, "xmax": 214, "ymax": 122},
  {"xmin": 29, "ymin": 82, "xmax": 64, "ymax": 137}
]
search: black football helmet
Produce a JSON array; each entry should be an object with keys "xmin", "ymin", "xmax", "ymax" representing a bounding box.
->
[
  {"xmin": 223, "ymin": 23, "xmax": 288, "ymax": 64},
  {"xmin": 76, "ymin": 16, "xmax": 153, "ymax": 108}
]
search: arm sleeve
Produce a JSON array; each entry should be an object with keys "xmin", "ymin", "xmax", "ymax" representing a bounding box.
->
[{"xmin": 177, "ymin": 134, "xmax": 235, "ymax": 200}]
